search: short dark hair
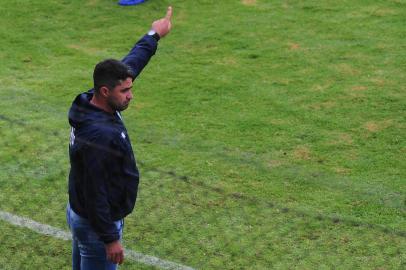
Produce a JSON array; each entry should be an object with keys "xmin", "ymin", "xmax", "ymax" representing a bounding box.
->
[{"xmin": 93, "ymin": 59, "xmax": 134, "ymax": 93}]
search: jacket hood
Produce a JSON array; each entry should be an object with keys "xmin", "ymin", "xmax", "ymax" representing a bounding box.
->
[{"xmin": 68, "ymin": 89, "xmax": 118, "ymax": 129}]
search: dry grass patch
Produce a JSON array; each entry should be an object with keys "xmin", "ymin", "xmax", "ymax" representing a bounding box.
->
[
  {"xmin": 86, "ymin": 0, "xmax": 100, "ymax": 6},
  {"xmin": 289, "ymin": 43, "xmax": 300, "ymax": 50},
  {"xmin": 351, "ymin": 85, "xmax": 368, "ymax": 91},
  {"xmin": 66, "ymin": 44, "xmax": 103, "ymax": 56},
  {"xmin": 293, "ymin": 145, "xmax": 311, "ymax": 160},
  {"xmin": 267, "ymin": 160, "xmax": 284, "ymax": 169},
  {"xmin": 365, "ymin": 121, "xmax": 380, "ymax": 132},
  {"xmin": 327, "ymin": 132, "xmax": 353, "ymax": 146},
  {"xmin": 371, "ymin": 8, "xmax": 398, "ymax": 16},
  {"xmin": 217, "ymin": 56, "xmax": 239, "ymax": 66},
  {"xmin": 364, "ymin": 120, "xmax": 393, "ymax": 133},
  {"xmin": 242, "ymin": 0, "xmax": 257, "ymax": 6},
  {"xmin": 309, "ymin": 101, "xmax": 336, "ymax": 110},
  {"xmin": 369, "ymin": 77, "xmax": 386, "ymax": 87},
  {"xmin": 333, "ymin": 63, "xmax": 360, "ymax": 76},
  {"xmin": 334, "ymin": 167, "xmax": 352, "ymax": 175},
  {"xmin": 310, "ymin": 81, "xmax": 334, "ymax": 92},
  {"xmin": 336, "ymin": 133, "xmax": 354, "ymax": 145}
]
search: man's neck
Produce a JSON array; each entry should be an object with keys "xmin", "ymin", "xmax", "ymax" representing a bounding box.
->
[{"xmin": 90, "ymin": 95, "xmax": 114, "ymax": 114}]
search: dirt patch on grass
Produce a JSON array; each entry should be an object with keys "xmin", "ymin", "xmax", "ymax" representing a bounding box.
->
[
  {"xmin": 310, "ymin": 80, "xmax": 334, "ymax": 92},
  {"xmin": 267, "ymin": 160, "xmax": 284, "ymax": 168},
  {"xmin": 268, "ymin": 118, "xmax": 286, "ymax": 125},
  {"xmin": 351, "ymin": 85, "xmax": 367, "ymax": 91},
  {"xmin": 339, "ymin": 133, "xmax": 353, "ymax": 144},
  {"xmin": 334, "ymin": 167, "xmax": 351, "ymax": 175},
  {"xmin": 289, "ymin": 43, "xmax": 300, "ymax": 50},
  {"xmin": 242, "ymin": 0, "xmax": 257, "ymax": 6},
  {"xmin": 293, "ymin": 146, "xmax": 311, "ymax": 160},
  {"xmin": 327, "ymin": 132, "xmax": 353, "ymax": 145},
  {"xmin": 218, "ymin": 56, "xmax": 238, "ymax": 66},
  {"xmin": 372, "ymin": 8, "xmax": 397, "ymax": 16},
  {"xmin": 86, "ymin": 0, "xmax": 99, "ymax": 6},
  {"xmin": 364, "ymin": 120, "xmax": 393, "ymax": 133},
  {"xmin": 334, "ymin": 63, "xmax": 360, "ymax": 76},
  {"xmin": 67, "ymin": 44, "xmax": 102, "ymax": 55},
  {"xmin": 310, "ymin": 101, "xmax": 336, "ymax": 110},
  {"xmin": 365, "ymin": 121, "xmax": 380, "ymax": 132},
  {"xmin": 134, "ymin": 102, "xmax": 149, "ymax": 110},
  {"xmin": 370, "ymin": 77, "xmax": 386, "ymax": 86}
]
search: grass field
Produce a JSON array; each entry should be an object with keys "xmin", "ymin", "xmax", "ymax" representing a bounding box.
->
[{"xmin": 0, "ymin": 0, "xmax": 405, "ymax": 269}]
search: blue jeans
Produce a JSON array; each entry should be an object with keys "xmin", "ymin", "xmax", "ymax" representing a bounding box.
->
[{"xmin": 66, "ymin": 203, "xmax": 124, "ymax": 270}]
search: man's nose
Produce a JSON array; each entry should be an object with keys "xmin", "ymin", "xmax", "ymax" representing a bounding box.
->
[{"xmin": 127, "ymin": 90, "xmax": 133, "ymax": 100}]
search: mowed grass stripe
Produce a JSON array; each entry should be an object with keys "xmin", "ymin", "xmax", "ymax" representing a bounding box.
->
[
  {"xmin": 0, "ymin": 210, "xmax": 196, "ymax": 270},
  {"xmin": 0, "ymin": 0, "xmax": 405, "ymax": 268},
  {"xmin": 1, "ymin": 109, "xmax": 404, "ymax": 233},
  {"xmin": 1, "ymin": 104, "xmax": 403, "ymax": 235},
  {"xmin": 0, "ymin": 88, "xmax": 404, "ymax": 235}
]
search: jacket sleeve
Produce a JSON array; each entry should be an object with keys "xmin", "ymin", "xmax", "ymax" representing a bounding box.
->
[
  {"xmin": 82, "ymin": 134, "xmax": 122, "ymax": 244},
  {"xmin": 122, "ymin": 34, "xmax": 158, "ymax": 79}
]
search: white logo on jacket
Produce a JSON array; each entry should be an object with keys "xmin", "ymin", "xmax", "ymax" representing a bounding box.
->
[{"xmin": 70, "ymin": 127, "xmax": 76, "ymax": 146}]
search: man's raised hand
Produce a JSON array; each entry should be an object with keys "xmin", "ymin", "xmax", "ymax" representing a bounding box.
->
[{"xmin": 152, "ymin": 6, "xmax": 173, "ymax": 38}]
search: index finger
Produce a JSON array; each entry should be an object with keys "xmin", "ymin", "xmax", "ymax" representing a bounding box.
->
[{"xmin": 165, "ymin": 6, "xmax": 173, "ymax": 20}]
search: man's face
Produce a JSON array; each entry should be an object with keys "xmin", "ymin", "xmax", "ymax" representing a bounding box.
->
[{"xmin": 107, "ymin": 77, "xmax": 133, "ymax": 112}]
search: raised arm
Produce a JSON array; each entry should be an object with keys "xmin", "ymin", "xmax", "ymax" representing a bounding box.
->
[{"xmin": 122, "ymin": 6, "xmax": 173, "ymax": 79}]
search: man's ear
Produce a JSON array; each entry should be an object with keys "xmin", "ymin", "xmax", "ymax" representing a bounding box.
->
[{"xmin": 99, "ymin": 86, "xmax": 110, "ymax": 98}]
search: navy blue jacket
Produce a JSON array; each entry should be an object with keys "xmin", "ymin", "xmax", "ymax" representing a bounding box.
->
[{"xmin": 68, "ymin": 35, "xmax": 157, "ymax": 243}]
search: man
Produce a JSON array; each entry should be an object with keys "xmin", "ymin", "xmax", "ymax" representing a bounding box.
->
[{"xmin": 66, "ymin": 7, "xmax": 173, "ymax": 269}]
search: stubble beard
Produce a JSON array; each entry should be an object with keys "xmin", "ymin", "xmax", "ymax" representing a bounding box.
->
[{"xmin": 107, "ymin": 97, "xmax": 129, "ymax": 112}]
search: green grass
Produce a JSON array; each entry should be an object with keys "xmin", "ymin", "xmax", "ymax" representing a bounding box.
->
[
  {"xmin": 0, "ymin": 219, "xmax": 157, "ymax": 270},
  {"xmin": 0, "ymin": 0, "xmax": 405, "ymax": 269}
]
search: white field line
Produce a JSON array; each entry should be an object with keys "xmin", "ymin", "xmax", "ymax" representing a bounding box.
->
[{"xmin": 0, "ymin": 210, "xmax": 195, "ymax": 270}]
